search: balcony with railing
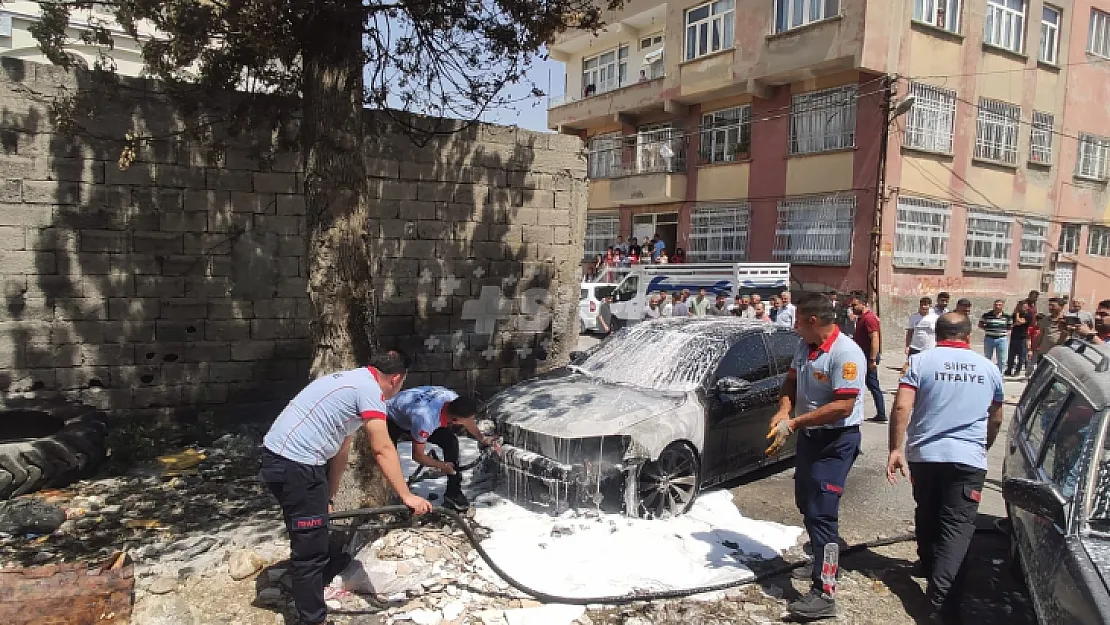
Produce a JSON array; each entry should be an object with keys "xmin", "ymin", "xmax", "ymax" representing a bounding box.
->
[
  {"xmin": 606, "ymin": 128, "xmax": 688, "ymax": 205},
  {"xmin": 547, "ymin": 64, "xmax": 667, "ymax": 131}
]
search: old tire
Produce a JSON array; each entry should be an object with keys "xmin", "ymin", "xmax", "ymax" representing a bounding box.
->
[
  {"xmin": 627, "ymin": 442, "xmax": 701, "ymax": 520},
  {"xmin": 0, "ymin": 408, "xmax": 107, "ymax": 500}
]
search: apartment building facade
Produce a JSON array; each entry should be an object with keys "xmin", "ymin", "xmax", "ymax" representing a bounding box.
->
[{"xmin": 553, "ymin": 0, "xmax": 1110, "ymax": 339}]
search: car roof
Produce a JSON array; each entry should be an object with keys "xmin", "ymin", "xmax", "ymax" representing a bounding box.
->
[
  {"xmin": 1043, "ymin": 340, "xmax": 1110, "ymax": 410},
  {"xmin": 639, "ymin": 316, "xmax": 794, "ymax": 341}
]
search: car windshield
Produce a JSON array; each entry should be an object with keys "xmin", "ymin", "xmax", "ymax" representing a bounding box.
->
[{"xmin": 576, "ymin": 321, "xmax": 731, "ymax": 392}]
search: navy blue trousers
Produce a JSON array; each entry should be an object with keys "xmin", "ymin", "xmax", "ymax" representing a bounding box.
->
[{"xmin": 794, "ymin": 426, "xmax": 862, "ymax": 591}]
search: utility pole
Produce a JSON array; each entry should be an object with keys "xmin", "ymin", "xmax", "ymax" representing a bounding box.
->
[{"xmin": 868, "ymin": 75, "xmax": 913, "ymax": 318}]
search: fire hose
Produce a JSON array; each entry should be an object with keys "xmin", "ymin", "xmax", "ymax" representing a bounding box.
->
[{"xmin": 329, "ymin": 505, "xmax": 1009, "ymax": 606}]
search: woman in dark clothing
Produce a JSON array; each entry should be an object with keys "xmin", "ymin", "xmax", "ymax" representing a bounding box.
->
[
  {"xmin": 672, "ymin": 248, "xmax": 687, "ymax": 264},
  {"xmin": 1006, "ymin": 300, "xmax": 1031, "ymax": 377}
]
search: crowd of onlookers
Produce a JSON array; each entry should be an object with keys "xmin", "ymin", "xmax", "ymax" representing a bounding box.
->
[
  {"xmin": 903, "ymin": 290, "xmax": 1110, "ymax": 381},
  {"xmin": 593, "ymin": 289, "xmax": 804, "ymax": 335},
  {"xmin": 586, "ymin": 234, "xmax": 686, "ymax": 282}
]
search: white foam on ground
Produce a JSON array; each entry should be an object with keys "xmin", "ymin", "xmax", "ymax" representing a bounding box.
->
[
  {"xmin": 470, "ymin": 490, "xmax": 801, "ymax": 599},
  {"xmin": 397, "ymin": 437, "xmax": 803, "ymax": 600}
]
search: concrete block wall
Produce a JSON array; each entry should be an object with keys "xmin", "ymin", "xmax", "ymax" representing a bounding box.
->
[{"xmin": 0, "ymin": 59, "xmax": 587, "ymax": 421}]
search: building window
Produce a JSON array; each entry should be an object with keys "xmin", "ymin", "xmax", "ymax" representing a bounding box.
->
[
  {"xmin": 685, "ymin": 0, "xmax": 735, "ymax": 61},
  {"xmin": 904, "ymin": 82, "xmax": 956, "ymax": 154},
  {"xmin": 913, "ymin": 0, "xmax": 961, "ymax": 33},
  {"xmin": 700, "ymin": 105, "xmax": 752, "ymax": 164},
  {"xmin": 1059, "ymin": 223, "xmax": 1081, "ymax": 254},
  {"xmin": 774, "ymin": 0, "xmax": 840, "ymax": 34},
  {"xmin": 587, "ymin": 133, "xmax": 621, "ymax": 179},
  {"xmin": 773, "ymin": 195, "xmax": 856, "ymax": 266},
  {"xmin": 1030, "ymin": 111, "xmax": 1054, "ymax": 165},
  {"xmin": 585, "ymin": 213, "xmax": 619, "ymax": 259},
  {"xmin": 964, "ymin": 209, "xmax": 1014, "ymax": 273},
  {"xmin": 1019, "ymin": 219, "xmax": 1049, "ymax": 266},
  {"xmin": 985, "ymin": 0, "xmax": 1027, "ymax": 53},
  {"xmin": 789, "ymin": 85, "xmax": 857, "ymax": 155},
  {"xmin": 1077, "ymin": 133, "xmax": 1110, "ymax": 180},
  {"xmin": 974, "ymin": 98, "xmax": 1020, "ymax": 165},
  {"xmin": 688, "ymin": 204, "xmax": 750, "ymax": 261},
  {"xmin": 640, "ymin": 34, "xmax": 663, "ymax": 49},
  {"xmin": 1040, "ymin": 6, "xmax": 1061, "ymax": 64},
  {"xmin": 634, "ymin": 124, "xmax": 686, "ymax": 174},
  {"xmin": 893, "ymin": 197, "xmax": 951, "ymax": 269},
  {"xmin": 1089, "ymin": 226, "xmax": 1110, "ymax": 257},
  {"xmin": 1089, "ymin": 9, "xmax": 1110, "ymax": 58},
  {"xmin": 581, "ymin": 46, "xmax": 628, "ymax": 97}
]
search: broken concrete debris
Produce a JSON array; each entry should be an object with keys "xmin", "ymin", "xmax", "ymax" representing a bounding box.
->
[
  {"xmin": 0, "ymin": 499, "xmax": 66, "ymax": 535},
  {"xmin": 228, "ymin": 548, "xmax": 264, "ymax": 580}
]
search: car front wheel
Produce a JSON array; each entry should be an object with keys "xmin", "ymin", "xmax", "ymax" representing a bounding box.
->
[{"xmin": 626, "ymin": 442, "xmax": 701, "ymax": 519}]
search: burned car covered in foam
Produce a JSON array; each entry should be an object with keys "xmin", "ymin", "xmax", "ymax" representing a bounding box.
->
[{"xmin": 484, "ymin": 317, "xmax": 802, "ymax": 518}]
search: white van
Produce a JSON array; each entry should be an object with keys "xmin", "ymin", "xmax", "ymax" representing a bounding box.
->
[{"xmin": 608, "ymin": 263, "xmax": 791, "ymax": 323}]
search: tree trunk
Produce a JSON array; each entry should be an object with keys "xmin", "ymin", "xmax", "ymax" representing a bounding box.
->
[{"xmin": 301, "ymin": 2, "xmax": 391, "ymax": 509}]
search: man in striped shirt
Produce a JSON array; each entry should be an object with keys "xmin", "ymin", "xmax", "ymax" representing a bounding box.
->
[{"xmin": 977, "ymin": 300, "xmax": 1012, "ymax": 372}]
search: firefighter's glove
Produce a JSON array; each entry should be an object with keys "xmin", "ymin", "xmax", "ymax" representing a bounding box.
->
[{"xmin": 764, "ymin": 418, "xmax": 793, "ymax": 457}]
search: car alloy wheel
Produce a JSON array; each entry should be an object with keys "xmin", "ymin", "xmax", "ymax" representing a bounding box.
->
[{"xmin": 630, "ymin": 442, "xmax": 700, "ymax": 519}]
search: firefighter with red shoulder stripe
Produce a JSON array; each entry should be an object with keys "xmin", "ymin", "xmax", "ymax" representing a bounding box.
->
[
  {"xmin": 260, "ymin": 349, "xmax": 431, "ymax": 625},
  {"xmin": 886, "ymin": 313, "xmax": 1005, "ymax": 625},
  {"xmin": 766, "ymin": 293, "xmax": 868, "ymax": 621}
]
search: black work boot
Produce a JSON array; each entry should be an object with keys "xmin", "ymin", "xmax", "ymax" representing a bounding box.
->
[
  {"xmin": 787, "ymin": 588, "xmax": 837, "ymax": 620},
  {"xmin": 443, "ymin": 472, "xmax": 467, "ymax": 509}
]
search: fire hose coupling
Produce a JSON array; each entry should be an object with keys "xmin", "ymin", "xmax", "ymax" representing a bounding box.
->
[{"xmin": 328, "ymin": 505, "xmax": 1005, "ymax": 606}]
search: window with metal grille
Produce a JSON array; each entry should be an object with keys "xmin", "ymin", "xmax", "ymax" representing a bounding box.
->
[
  {"xmin": 789, "ymin": 85, "xmax": 858, "ymax": 155},
  {"xmin": 985, "ymin": 0, "xmax": 1026, "ymax": 53},
  {"xmin": 914, "ymin": 0, "xmax": 961, "ymax": 32},
  {"xmin": 685, "ymin": 0, "xmax": 734, "ymax": 60},
  {"xmin": 773, "ymin": 195, "xmax": 856, "ymax": 265},
  {"xmin": 1019, "ymin": 219, "xmax": 1049, "ymax": 266},
  {"xmin": 1089, "ymin": 226, "xmax": 1110, "ymax": 257},
  {"xmin": 700, "ymin": 106, "xmax": 752, "ymax": 164},
  {"xmin": 1059, "ymin": 223, "xmax": 1081, "ymax": 254},
  {"xmin": 893, "ymin": 197, "xmax": 951, "ymax": 269},
  {"xmin": 1090, "ymin": 9, "xmax": 1110, "ymax": 58},
  {"xmin": 964, "ymin": 209, "xmax": 1014, "ymax": 272},
  {"xmin": 774, "ymin": 0, "xmax": 840, "ymax": 34},
  {"xmin": 587, "ymin": 133, "xmax": 621, "ymax": 179},
  {"xmin": 585, "ymin": 213, "xmax": 619, "ymax": 259},
  {"xmin": 975, "ymin": 98, "xmax": 1020, "ymax": 165},
  {"xmin": 688, "ymin": 204, "xmax": 750, "ymax": 261},
  {"xmin": 904, "ymin": 82, "xmax": 956, "ymax": 154},
  {"xmin": 1077, "ymin": 133, "xmax": 1110, "ymax": 180},
  {"xmin": 1030, "ymin": 111, "xmax": 1054, "ymax": 164},
  {"xmin": 628, "ymin": 124, "xmax": 686, "ymax": 174},
  {"xmin": 1041, "ymin": 6, "xmax": 1061, "ymax": 64}
]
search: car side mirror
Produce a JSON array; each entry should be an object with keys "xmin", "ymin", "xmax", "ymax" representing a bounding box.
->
[
  {"xmin": 1003, "ymin": 477, "xmax": 1068, "ymax": 531},
  {"xmin": 716, "ymin": 376, "xmax": 751, "ymax": 395}
]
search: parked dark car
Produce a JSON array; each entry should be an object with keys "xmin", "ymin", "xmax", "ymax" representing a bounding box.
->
[
  {"xmin": 1002, "ymin": 339, "xmax": 1110, "ymax": 624},
  {"xmin": 484, "ymin": 317, "xmax": 801, "ymax": 518}
]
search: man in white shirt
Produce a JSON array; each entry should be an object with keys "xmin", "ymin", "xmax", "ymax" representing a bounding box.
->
[
  {"xmin": 905, "ymin": 296, "xmax": 939, "ymax": 356},
  {"xmin": 643, "ymin": 294, "xmax": 662, "ymax": 320},
  {"xmin": 777, "ymin": 291, "xmax": 797, "ymax": 328}
]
